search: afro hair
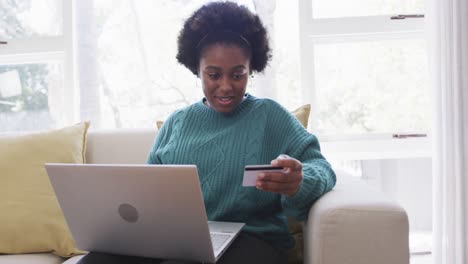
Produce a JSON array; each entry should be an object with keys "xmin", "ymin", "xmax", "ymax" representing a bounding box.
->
[{"xmin": 176, "ymin": 1, "xmax": 271, "ymax": 75}]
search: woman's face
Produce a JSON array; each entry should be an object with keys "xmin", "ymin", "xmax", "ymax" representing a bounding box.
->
[{"xmin": 199, "ymin": 44, "xmax": 250, "ymax": 113}]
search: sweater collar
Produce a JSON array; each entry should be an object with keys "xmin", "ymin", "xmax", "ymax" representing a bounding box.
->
[{"xmin": 195, "ymin": 93, "xmax": 256, "ymax": 118}]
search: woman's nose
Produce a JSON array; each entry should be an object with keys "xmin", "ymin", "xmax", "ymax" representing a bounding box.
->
[{"xmin": 218, "ymin": 76, "xmax": 233, "ymax": 92}]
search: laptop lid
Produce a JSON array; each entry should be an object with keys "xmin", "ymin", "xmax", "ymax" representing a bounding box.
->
[{"xmin": 45, "ymin": 163, "xmax": 238, "ymax": 263}]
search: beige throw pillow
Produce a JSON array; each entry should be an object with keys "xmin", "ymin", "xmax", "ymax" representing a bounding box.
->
[
  {"xmin": 291, "ymin": 104, "xmax": 311, "ymax": 129},
  {"xmin": 0, "ymin": 122, "xmax": 90, "ymax": 257}
]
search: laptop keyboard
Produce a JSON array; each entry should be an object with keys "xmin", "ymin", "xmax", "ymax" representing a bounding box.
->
[{"xmin": 210, "ymin": 232, "xmax": 232, "ymax": 251}]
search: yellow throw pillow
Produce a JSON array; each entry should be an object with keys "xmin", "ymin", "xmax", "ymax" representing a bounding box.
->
[
  {"xmin": 0, "ymin": 122, "xmax": 90, "ymax": 257},
  {"xmin": 156, "ymin": 120, "xmax": 164, "ymax": 130},
  {"xmin": 291, "ymin": 104, "xmax": 311, "ymax": 128}
]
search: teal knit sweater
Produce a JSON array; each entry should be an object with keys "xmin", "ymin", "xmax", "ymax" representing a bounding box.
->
[{"xmin": 147, "ymin": 94, "xmax": 336, "ymax": 250}]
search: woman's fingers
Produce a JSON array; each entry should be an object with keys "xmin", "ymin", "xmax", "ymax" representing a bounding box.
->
[
  {"xmin": 256, "ymin": 156, "xmax": 303, "ymax": 196},
  {"xmin": 257, "ymin": 171, "xmax": 301, "ymax": 183},
  {"xmin": 256, "ymin": 180, "xmax": 299, "ymax": 195},
  {"xmin": 271, "ymin": 155, "xmax": 302, "ymax": 172}
]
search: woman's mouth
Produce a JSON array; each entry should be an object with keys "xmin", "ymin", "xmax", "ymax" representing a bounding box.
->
[{"xmin": 215, "ymin": 96, "xmax": 234, "ymax": 106}]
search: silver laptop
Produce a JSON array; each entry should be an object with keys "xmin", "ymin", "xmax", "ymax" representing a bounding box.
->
[{"xmin": 45, "ymin": 163, "xmax": 244, "ymax": 263}]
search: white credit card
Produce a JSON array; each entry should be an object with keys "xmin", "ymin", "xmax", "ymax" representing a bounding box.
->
[{"xmin": 242, "ymin": 165, "xmax": 284, "ymax": 187}]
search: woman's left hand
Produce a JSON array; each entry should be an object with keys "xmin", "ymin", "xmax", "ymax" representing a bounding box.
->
[{"xmin": 256, "ymin": 154, "xmax": 303, "ymax": 197}]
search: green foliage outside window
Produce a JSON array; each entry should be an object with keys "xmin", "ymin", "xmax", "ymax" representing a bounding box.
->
[
  {"xmin": 0, "ymin": 65, "xmax": 49, "ymax": 113},
  {"xmin": 0, "ymin": 0, "xmax": 49, "ymax": 113}
]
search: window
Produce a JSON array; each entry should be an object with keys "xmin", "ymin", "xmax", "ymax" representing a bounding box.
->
[
  {"xmin": 315, "ymin": 40, "xmax": 430, "ymax": 134},
  {"xmin": 312, "ymin": 0, "xmax": 425, "ymax": 18},
  {"xmin": 1, "ymin": 0, "xmax": 431, "ymax": 141},
  {"xmin": 299, "ymin": 0, "xmax": 430, "ymax": 137},
  {"xmin": 0, "ymin": 0, "xmax": 73, "ymax": 132},
  {"xmin": 1, "ymin": 1, "xmax": 301, "ymax": 131},
  {"xmin": 0, "ymin": 62, "xmax": 63, "ymax": 131},
  {"xmin": 298, "ymin": 1, "xmax": 432, "ymax": 260},
  {"xmin": 0, "ymin": 0, "xmax": 63, "ymax": 38}
]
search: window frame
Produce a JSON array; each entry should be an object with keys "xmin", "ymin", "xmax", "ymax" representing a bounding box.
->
[
  {"xmin": 0, "ymin": 0, "xmax": 76, "ymax": 128},
  {"xmin": 298, "ymin": 0, "xmax": 430, "ymax": 159}
]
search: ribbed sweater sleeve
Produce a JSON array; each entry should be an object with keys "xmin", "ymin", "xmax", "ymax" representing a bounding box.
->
[{"xmin": 265, "ymin": 100, "xmax": 336, "ymax": 221}]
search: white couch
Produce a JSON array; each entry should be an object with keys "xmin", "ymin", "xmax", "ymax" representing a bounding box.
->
[{"xmin": 0, "ymin": 129, "xmax": 410, "ymax": 264}]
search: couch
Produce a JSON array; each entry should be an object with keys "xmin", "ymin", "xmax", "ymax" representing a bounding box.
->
[{"xmin": 0, "ymin": 128, "xmax": 410, "ymax": 264}]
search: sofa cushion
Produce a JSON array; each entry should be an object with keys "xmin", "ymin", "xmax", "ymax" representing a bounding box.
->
[
  {"xmin": 0, "ymin": 122, "xmax": 89, "ymax": 257},
  {"xmin": 86, "ymin": 128, "xmax": 157, "ymax": 164},
  {"xmin": 0, "ymin": 253, "xmax": 65, "ymax": 264},
  {"xmin": 62, "ymin": 255, "xmax": 84, "ymax": 264}
]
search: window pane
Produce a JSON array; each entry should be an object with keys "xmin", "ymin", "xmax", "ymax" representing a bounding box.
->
[
  {"xmin": 0, "ymin": 63, "xmax": 63, "ymax": 132},
  {"xmin": 312, "ymin": 0, "xmax": 425, "ymax": 19},
  {"xmin": 314, "ymin": 40, "xmax": 430, "ymax": 134},
  {"xmin": 89, "ymin": 0, "xmax": 207, "ymax": 128},
  {"xmin": 274, "ymin": 0, "xmax": 302, "ymax": 111},
  {"xmin": 0, "ymin": 0, "xmax": 62, "ymax": 39}
]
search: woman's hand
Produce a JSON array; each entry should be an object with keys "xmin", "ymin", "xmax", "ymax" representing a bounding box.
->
[{"xmin": 256, "ymin": 154, "xmax": 303, "ymax": 197}]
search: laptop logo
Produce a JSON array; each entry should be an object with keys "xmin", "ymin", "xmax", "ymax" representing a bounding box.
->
[{"xmin": 118, "ymin": 203, "xmax": 139, "ymax": 223}]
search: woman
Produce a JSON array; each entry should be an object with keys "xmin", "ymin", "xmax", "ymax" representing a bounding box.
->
[{"xmin": 78, "ymin": 2, "xmax": 335, "ymax": 264}]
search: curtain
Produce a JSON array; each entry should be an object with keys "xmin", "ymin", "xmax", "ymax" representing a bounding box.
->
[
  {"xmin": 252, "ymin": 0, "xmax": 277, "ymax": 99},
  {"xmin": 429, "ymin": 0, "xmax": 468, "ymax": 263}
]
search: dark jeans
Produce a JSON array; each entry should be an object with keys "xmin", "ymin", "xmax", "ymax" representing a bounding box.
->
[{"xmin": 77, "ymin": 232, "xmax": 287, "ymax": 264}]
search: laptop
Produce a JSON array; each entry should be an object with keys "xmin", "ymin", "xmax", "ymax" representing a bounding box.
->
[{"xmin": 45, "ymin": 163, "xmax": 244, "ymax": 263}]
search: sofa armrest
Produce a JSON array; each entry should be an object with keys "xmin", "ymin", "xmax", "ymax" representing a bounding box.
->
[{"xmin": 303, "ymin": 170, "xmax": 409, "ymax": 264}]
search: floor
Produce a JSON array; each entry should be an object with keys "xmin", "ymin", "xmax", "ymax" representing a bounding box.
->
[
  {"xmin": 411, "ymin": 254, "xmax": 433, "ymax": 264},
  {"xmin": 410, "ymin": 231, "xmax": 433, "ymax": 264}
]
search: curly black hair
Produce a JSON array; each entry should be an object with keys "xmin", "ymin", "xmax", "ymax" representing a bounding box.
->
[{"xmin": 176, "ymin": 1, "xmax": 271, "ymax": 75}]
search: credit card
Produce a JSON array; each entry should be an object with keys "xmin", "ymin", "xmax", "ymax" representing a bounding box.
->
[{"xmin": 242, "ymin": 165, "xmax": 284, "ymax": 187}]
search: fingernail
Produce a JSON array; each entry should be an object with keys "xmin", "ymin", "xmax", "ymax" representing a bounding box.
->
[
  {"xmin": 256, "ymin": 181, "xmax": 262, "ymax": 189},
  {"xmin": 258, "ymin": 173, "xmax": 265, "ymax": 179}
]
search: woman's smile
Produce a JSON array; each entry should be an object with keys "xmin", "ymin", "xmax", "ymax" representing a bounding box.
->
[{"xmin": 215, "ymin": 96, "xmax": 234, "ymax": 105}]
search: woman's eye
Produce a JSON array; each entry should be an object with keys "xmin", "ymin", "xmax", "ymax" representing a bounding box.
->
[
  {"xmin": 207, "ymin": 73, "xmax": 220, "ymax": 80},
  {"xmin": 232, "ymin": 73, "xmax": 245, "ymax": 80}
]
